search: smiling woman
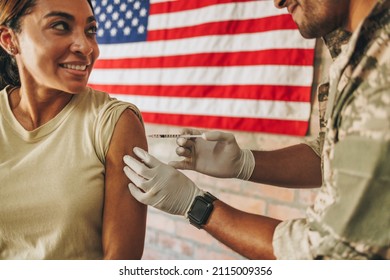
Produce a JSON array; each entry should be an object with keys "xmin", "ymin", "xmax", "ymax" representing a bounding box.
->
[{"xmin": 0, "ymin": 0, "xmax": 147, "ymax": 260}]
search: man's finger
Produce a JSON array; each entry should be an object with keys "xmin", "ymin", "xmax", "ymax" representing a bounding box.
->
[
  {"xmin": 133, "ymin": 147, "xmax": 161, "ymax": 168},
  {"xmin": 203, "ymin": 131, "xmax": 235, "ymax": 142}
]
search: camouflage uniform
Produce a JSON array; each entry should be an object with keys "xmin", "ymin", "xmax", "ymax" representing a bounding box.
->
[{"xmin": 273, "ymin": 0, "xmax": 390, "ymax": 259}]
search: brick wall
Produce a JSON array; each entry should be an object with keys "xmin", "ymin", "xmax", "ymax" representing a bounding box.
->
[{"xmin": 140, "ymin": 39, "xmax": 331, "ymax": 260}]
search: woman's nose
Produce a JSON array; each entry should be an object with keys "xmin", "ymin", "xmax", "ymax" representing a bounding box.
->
[{"xmin": 71, "ymin": 35, "xmax": 94, "ymax": 56}]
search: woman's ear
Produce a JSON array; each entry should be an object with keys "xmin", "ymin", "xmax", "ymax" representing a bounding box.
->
[{"xmin": 0, "ymin": 26, "xmax": 18, "ymax": 55}]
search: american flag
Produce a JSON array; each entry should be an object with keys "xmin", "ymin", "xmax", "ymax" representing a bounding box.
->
[{"xmin": 89, "ymin": 0, "xmax": 315, "ymax": 136}]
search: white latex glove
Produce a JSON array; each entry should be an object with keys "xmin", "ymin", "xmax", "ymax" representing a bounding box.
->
[
  {"xmin": 169, "ymin": 129, "xmax": 255, "ymax": 180},
  {"xmin": 123, "ymin": 147, "xmax": 204, "ymax": 217}
]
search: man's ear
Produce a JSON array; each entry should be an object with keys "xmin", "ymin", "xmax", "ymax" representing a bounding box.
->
[{"xmin": 0, "ymin": 26, "xmax": 18, "ymax": 55}]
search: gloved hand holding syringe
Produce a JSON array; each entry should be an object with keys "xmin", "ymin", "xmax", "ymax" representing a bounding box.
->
[{"xmin": 123, "ymin": 128, "xmax": 255, "ymax": 216}]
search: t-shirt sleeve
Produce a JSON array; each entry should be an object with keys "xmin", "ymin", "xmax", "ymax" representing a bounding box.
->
[{"xmin": 94, "ymin": 99, "xmax": 143, "ymax": 163}]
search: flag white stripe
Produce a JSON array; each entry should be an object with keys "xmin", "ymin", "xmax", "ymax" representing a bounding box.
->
[
  {"xmin": 111, "ymin": 94, "xmax": 311, "ymax": 121},
  {"xmin": 97, "ymin": 30, "xmax": 315, "ymax": 59},
  {"xmin": 148, "ymin": 1, "xmax": 287, "ymax": 30},
  {"xmin": 90, "ymin": 65, "xmax": 313, "ymax": 86}
]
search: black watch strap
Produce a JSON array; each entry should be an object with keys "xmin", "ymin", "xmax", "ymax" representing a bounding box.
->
[{"xmin": 187, "ymin": 192, "xmax": 217, "ymax": 229}]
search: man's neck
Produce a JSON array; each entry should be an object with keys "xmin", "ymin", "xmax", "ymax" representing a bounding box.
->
[{"xmin": 346, "ymin": 0, "xmax": 378, "ymax": 32}]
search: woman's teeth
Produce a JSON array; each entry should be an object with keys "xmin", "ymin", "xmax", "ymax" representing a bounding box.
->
[{"xmin": 62, "ymin": 64, "xmax": 87, "ymax": 71}]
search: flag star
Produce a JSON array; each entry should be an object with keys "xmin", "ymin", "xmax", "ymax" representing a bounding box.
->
[
  {"xmin": 102, "ymin": 0, "xmax": 108, "ymax": 6},
  {"xmin": 110, "ymin": 28, "xmax": 118, "ymax": 37},
  {"xmin": 97, "ymin": 29, "xmax": 104, "ymax": 37},
  {"xmin": 120, "ymin": 3, "xmax": 127, "ymax": 12},
  {"xmin": 131, "ymin": 18, "xmax": 139, "ymax": 27},
  {"xmin": 114, "ymin": 0, "xmax": 120, "ymax": 4},
  {"xmin": 106, "ymin": 4, "xmax": 114, "ymax": 13},
  {"xmin": 95, "ymin": 6, "xmax": 101, "ymax": 15},
  {"xmin": 99, "ymin": 13, "xmax": 107, "ymax": 22},
  {"xmin": 123, "ymin": 26, "xmax": 131, "ymax": 36},
  {"xmin": 140, "ymin": 8, "xmax": 147, "ymax": 17},
  {"xmin": 112, "ymin": 12, "xmax": 119, "ymax": 21},
  {"xmin": 117, "ymin": 19, "xmax": 125, "ymax": 28},
  {"xmin": 138, "ymin": 25, "xmax": 145, "ymax": 34},
  {"xmin": 104, "ymin": 21, "xmax": 112, "ymax": 30},
  {"xmin": 126, "ymin": 10, "xmax": 133, "ymax": 19},
  {"xmin": 134, "ymin": 1, "xmax": 141, "ymax": 10}
]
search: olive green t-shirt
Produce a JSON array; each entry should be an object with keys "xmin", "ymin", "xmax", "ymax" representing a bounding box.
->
[{"xmin": 0, "ymin": 86, "xmax": 142, "ymax": 259}]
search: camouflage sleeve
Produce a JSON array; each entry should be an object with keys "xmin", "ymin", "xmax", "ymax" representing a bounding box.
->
[
  {"xmin": 272, "ymin": 219, "xmax": 313, "ymax": 259},
  {"xmin": 316, "ymin": 135, "xmax": 390, "ymax": 259},
  {"xmin": 315, "ymin": 83, "xmax": 390, "ymax": 259},
  {"xmin": 302, "ymin": 134, "xmax": 323, "ymax": 157},
  {"xmin": 273, "ymin": 85, "xmax": 390, "ymax": 260},
  {"xmin": 274, "ymin": 140, "xmax": 390, "ymax": 259},
  {"xmin": 302, "ymin": 80, "xmax": 328, "ymax": 157}
]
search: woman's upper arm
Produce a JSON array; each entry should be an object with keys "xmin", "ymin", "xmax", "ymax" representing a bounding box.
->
[{"xmin": 102, "ymin": 108, "xmax": 148, "ymax": 260}]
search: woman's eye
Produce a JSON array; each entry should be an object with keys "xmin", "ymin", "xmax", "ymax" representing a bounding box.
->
[
  {"xmin": 52, "ymin": 22, "xmax": 68, "ymax": 31},
  {"xmin": 87, "ymin": 26, "xmax": 98, "ymax": 35}
]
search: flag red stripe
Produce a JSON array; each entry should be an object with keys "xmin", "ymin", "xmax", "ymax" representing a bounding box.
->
[
  {"xmin": 89, "ymin": 84, "xmax": 311, "ymax": 102},
  {"xmin": 94, "ymin": 49, "xmax": 314, "ymax": 69},
  {"xmin": 151, "ymin": 0, "xmax": 256, "ymax": 14},
  {"xmin": 141, "ymin": 112, "xmax": 309, "ymax": 136},
  {"xmin": 147, "ymin": 15, "xmax": 296, "ymax": 41}
]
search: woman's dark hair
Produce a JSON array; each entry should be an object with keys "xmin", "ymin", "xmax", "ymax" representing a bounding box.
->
[
  {"xmin": 0, "ymin": 0, "xmax": 94, "ymax": 89},
  {"xmin": 0, "ymin": 0, "xmax": 37, "ymax": 88}
]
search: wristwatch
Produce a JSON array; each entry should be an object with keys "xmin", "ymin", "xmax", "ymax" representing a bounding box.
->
[{"xmin": 187, "ymin": 192, "xmax": 217, "ymax": 229}]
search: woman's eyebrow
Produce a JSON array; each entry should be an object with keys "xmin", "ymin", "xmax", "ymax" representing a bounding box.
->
[
  {"xmin": 87, "ymin": 15, "xmax": 96, "ymax": 24},
  {"xmin": 44, "ymin": 11, "xmax": 96, "ymax": 24},
  {"xmin": 44, "ymin": 11, "xmax": 75, "ymax": 21}
]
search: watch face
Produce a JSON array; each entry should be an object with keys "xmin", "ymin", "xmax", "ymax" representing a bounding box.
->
[
  {"xmin": 190, "ymin": 199, "xmax": 209, "ymax": 223},
  {"xmin": 188, "ymin": 193, "xmax": 216, "ymax": 228}
]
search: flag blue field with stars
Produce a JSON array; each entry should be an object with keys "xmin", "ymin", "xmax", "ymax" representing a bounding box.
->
[{"xmin": 92, "ymin": 0, "xmax": 149, "ymax": 43}]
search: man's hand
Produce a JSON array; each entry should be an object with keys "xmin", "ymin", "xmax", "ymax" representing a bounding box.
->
[
  {"xmin": 169, "ymin": 129, "xmax": 255, "ymax": 180},
  {"xmin": 123, "ymin": 147, "xmax": 204, "ymax": 216}
]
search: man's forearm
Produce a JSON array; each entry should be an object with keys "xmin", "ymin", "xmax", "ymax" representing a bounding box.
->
[
  {"xmin": 250, "ymin": 144, "xmax": 322, "ymax": 188},
  {"xmin": 203, "ymin": 200, "xmax": 281, "ymax": 259}
]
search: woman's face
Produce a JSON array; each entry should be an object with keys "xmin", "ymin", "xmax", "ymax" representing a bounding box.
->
[{"xmin": 14, "ymin": 0, "xmax": 99, "ymax": 93}]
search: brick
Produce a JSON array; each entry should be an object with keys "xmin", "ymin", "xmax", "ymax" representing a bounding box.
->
[
  {"xmin": 142, "ymin": 247, "xmax": 176, "ymax": 260},
  {"xmin": 194, "ymin": 245, "xmax": 243, "ymax": 260},
  {"xmin": 253, "ymin": 185, "xmax": 296, "ymax": 202},
  {"xmin": 219, "ymin": 192, "xmax": 266, "ymax": 214},
  {"xmin": 212, "ymin": 178, "xmax": 242, "ymax": 193},
  {"xmin": 297, "ymin": 189, "xmax": 319, "ymax": 205},
  {"xmin": 157, "ymin": 232, "xmax": 195, "ymax": 258},
  {"xmin": 146, "ymin": 210, "xmax": 176, "ymax": 234},
  {"xmin": 267, "ymin": 203, "xmax": 306, "ymax": 220},
  {"xmin": 144, "ymin": 228, "xmax": 158, "ymax": 246}
]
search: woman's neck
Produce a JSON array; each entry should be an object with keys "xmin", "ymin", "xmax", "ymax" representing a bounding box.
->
[{"xmin": 8, "ymin": 86, "xmax": 73, "ymax": 131}]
